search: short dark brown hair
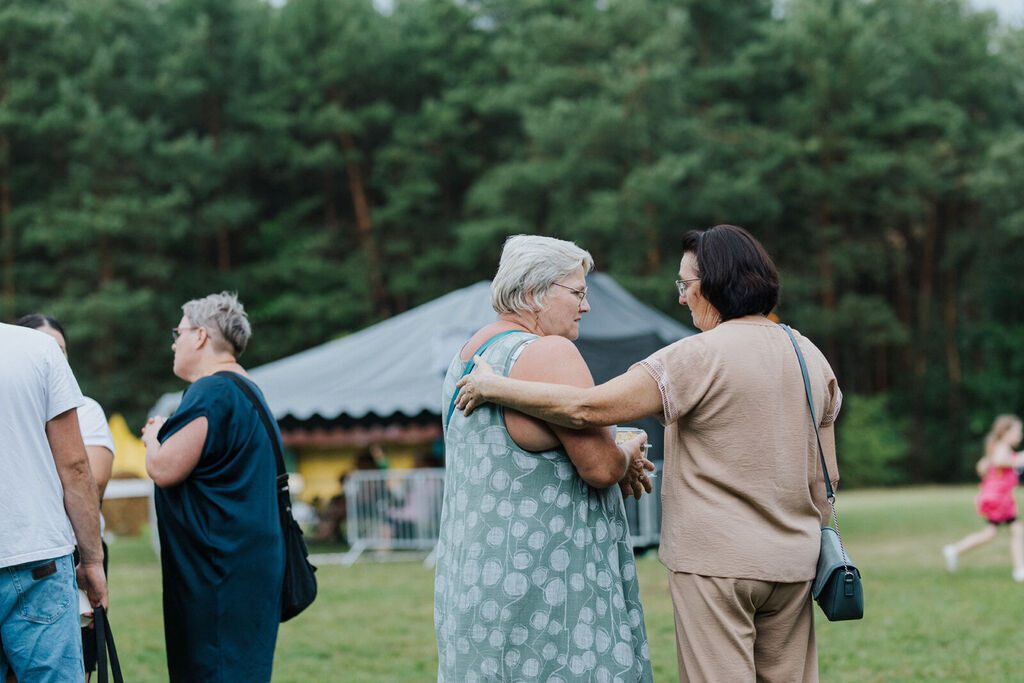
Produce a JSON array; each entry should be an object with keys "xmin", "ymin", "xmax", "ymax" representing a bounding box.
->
[{"xmin": 681, "ymin": 225, "xmax": 779, "ymax": 321}]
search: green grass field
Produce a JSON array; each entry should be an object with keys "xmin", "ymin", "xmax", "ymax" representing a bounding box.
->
[{"xmin": 104, "ymin": 485, "xmax": 1022, "ymax": 682}]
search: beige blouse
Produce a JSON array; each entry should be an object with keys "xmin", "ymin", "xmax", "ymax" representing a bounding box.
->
[{"xmin": 637, "ymin": 319, "xmax": 842, "ymax": 582}]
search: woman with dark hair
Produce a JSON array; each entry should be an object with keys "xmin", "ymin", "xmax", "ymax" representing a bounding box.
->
[
  {"xmin": 15, "ymin": 314, "xmax": 115, "ymax": 683},
  {"xmin": 454, "ymin": 225, "xmax": 843, "ymax": 681}
]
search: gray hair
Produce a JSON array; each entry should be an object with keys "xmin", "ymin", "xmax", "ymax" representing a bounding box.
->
[
  {"xmin": 182, "ymin": 291, "xmax": 251, "ymax": 356},
  {"xmin": 490, "ymin": 235, "xmax": 594, "ymax": 314}
]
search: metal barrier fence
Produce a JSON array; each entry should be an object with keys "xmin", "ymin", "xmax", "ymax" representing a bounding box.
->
[
  {"xmin": 338, "ymin": 468, "xmax": 446, "ymax": 566},
  {"xmin": 328, "ymin": 464, "xmax": 663, "ymax": 566},
  {"xmin": 626, "ymin": 461, "xmax": 663, "ymax": 550}
]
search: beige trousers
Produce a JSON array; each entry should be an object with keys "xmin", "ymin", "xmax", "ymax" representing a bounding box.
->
[{"xmin": 667, "ymin": 571, "xmax": 818, "ymax": 683}]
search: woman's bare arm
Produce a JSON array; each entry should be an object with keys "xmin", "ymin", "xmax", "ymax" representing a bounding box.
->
[
  {"xmin": 86, "ymin": 445, "xmax": 114, "ymax": 500},
  {"xmin": 456, "ymin": 355, "xmax": 664, "ymax": 429},
  {"xmin": 990, "ymin": 444, "xmax": 1024, "ymax": 469},
  {"xmin": 142, "ymin": 416, "xmax": 207, "ymax": 487},
  {"xmin": 503, "ymin": 336, "xmax": 654, "ymax": 492}
]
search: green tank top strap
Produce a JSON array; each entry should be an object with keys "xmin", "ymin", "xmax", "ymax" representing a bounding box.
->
[{"xmin": 444, "ymin": 330, "xmax": 520, "ymax": 432}]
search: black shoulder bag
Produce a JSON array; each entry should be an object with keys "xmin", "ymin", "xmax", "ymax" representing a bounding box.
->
[
  {"xmin": 218, "ymin": 371, "xmax": 318, "ymax": 622},
  {"xmin": 779, "ymin": 325, "xmax": 864, "ymax": 621}
]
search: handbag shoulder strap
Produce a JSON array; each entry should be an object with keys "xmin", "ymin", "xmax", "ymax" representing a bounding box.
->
[
  {"xmin": 444, "ymin": 329, "xmax": 522, "ymax": 432},
  {"xmin": 215, "ymin": 371, "xmax": 290, "ymax": 499},
  {"xmin": 778, "ymin": 324, "xmax": 835, "ymax": 502}
]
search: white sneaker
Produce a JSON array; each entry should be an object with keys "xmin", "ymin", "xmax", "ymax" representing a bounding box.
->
[
  {"xmin": 943, "ymin": 545, "xmax": 958, "ymax": 572},
  {"xmin": 1013, "ymin": 568, "xmax": 1024, "ymax": 583}
]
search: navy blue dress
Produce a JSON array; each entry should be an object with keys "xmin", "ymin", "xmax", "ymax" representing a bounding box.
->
[{"xmin": 155, "ymin": 373, "xmax": 284, "ymax": 683}]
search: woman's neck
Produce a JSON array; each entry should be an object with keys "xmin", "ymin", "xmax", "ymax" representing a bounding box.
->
[
  {"xmin": 496, "ymin": 312, "xmax": 540, "ymax": 336},
  {"xmin": 731, "ymin": 314, "xmax": 770, "ymax": 324},
  {"xmin": 191, "ymin": 355, "xmax": 243, "ymax": 381}
]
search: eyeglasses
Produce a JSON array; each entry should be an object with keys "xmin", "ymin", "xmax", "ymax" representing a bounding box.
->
[
  {"xmin": 676, "ymin": 278, "xmax": 700, "ymax": 296},
  {"xmin": 172, "ymin": 326, "xmax": 201, "ymax": 342},
  {"xmin": 552, "ymin": 282, "xmax": 588, "ymax": 304}
]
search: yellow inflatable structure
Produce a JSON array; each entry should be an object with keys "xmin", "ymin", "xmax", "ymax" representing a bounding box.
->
[{"xmin": 108, "ymin": 413, "xmax": 149, "ymax": 479}]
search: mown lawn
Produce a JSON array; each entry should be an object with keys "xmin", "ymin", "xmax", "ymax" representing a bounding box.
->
[{"xmin": 105, "ymin": 485, "xmax": 1017, "ymax": 681}]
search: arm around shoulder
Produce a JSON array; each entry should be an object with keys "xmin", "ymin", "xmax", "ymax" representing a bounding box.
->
[
  {"xmin": 461, "ymin": 339, "xmax": 663, "ymax": 430},
  {"xmin": 508, "ymin": 338, "xmax": 657, "ymax": 489}
]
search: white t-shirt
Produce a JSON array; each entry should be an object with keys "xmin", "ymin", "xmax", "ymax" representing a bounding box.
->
[
  {"xmin": 0, "ymin": 324, "xmax": 85, "ymax": 568},
  {"xmin": 79, "ymin": 395, "xmax": 115, "ymax": 535},
  {"xmin": 79, "ymin": 396, "xmax": 115, "ymax": 455}
]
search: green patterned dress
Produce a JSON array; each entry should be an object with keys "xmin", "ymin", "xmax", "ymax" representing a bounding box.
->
[{"xmin": 435, "ymin": 331, "xmax": 653, "ymax": 682}]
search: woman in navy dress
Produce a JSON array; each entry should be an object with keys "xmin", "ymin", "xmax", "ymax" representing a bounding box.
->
[{"xmin": 141, "ymin": 292, "xmax": 284, "ymax": 682}]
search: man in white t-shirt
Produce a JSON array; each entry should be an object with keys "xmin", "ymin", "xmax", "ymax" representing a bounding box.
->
[{"xmin": 0, "ymin": 323, "xmax": 108, "ymax": 681}]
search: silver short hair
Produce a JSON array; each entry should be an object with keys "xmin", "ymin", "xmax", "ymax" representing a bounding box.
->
[
  {"xmin": 490, "ymin": 235, "xmax": 594, "ymax": 314},
  {"xmin": 182, "ymin": 291, "xmax": 251, "ymax": 356}
]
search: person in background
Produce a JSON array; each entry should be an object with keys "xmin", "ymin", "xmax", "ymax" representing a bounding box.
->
[
  {"xmin": 141, "ymin": 292, "xmax": 283, "ymax": 682},
  {"xmin": 455, "ymin": 225, "xmax": 842, "ymax": 682},
  {"xmin": 385, "ymin": 451, "xmax": 443, "ymax": 541},
  {"xmin": 436, "ymin": 235, "xmax": 655, "ymax": 682},
  {"xmin": 313, "ymin": 447, "xmax": 385, "ymax": 543},
  {"xmin": 943, "ymin": 414, "xmax": 1024, "ymax": 581},
  {"xmin": 0, "ymin": 322, "xmax": 108, "ymax": 682},
  {"xmin": 15, "ymin": 314, "xmax": 116, "ymax": 683}
]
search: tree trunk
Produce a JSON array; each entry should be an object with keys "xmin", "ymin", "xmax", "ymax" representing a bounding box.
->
[
  {"xmin": 902, "ymin": 204, "xmax": 939, "ymax": 481},
  {"xmin": 644, "ymin": 204, "xmax": 661, "ymax": 272},
  {"xmin": 817, "ymin": 202, "xmax": 837, "ymax": 363},
  {"xmin": 322, "ymin": 168, "xmax": 342, "ymax": 260},
  {"xmin": 206, "ymin": 91, "xmax": 231, "ymax": 272},
  {"xmin": 99, "ymin": 233, "xmax": 114, "ymax": 284},
  {"xmin": 875, "ymin": 343, "xmax": 888, "ymax": 392},
  {"xmin": 916, "ymin": 205, "xmax": 937, "ymax": 339},
  {"xmin": 331, "ymin": 89, "xmax": 387, "ymax": 315},
  {"xmin": 0, "ymin": 47, "xmax": 13, "ymax": 321},
  {"xmin": 944, "ymin": 259, "xmax": 962, "ymax": 474}
]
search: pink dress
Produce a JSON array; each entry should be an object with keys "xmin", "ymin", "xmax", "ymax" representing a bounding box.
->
[{"xmin": 976, "ymin": 466, "xmax": 1019, "ymax": 523}]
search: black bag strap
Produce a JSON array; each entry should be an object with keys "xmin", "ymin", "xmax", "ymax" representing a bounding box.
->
[
  {"xmin": 94, "ymin": 605, "xmax": 124, "ymax": 683},
  {"xmin": 778, "ymin": 324, "xmax": 835, "ymax": 502},
  {"xmin": 215, "ymin": 371, "xmax": 292, "ymax": 510}
]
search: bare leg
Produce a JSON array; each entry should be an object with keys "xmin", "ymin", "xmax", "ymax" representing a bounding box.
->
[
  {"xmin": 1009, "ymin": 522, "xmax": 1024, "ymax": 577},
  {"xmin": 953, "ymin": 524, "xmax": 998, "ymax": 554}
]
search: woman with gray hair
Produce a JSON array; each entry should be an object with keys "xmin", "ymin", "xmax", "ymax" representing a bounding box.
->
[
  {"xmin": 435, "ymin": 235, "xmax": 655, "ymax": 682},
  {"xmin": 141, "ymin": 292, "xmax": 284, "ymax": 682}
]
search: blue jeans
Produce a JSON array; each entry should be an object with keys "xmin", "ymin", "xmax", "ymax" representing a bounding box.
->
[{"xmin": 0, "ymin": 554, "xmax": 84, "ymax": 681}]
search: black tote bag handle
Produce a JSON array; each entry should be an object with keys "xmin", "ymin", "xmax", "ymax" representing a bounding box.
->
[{"xmin": 94, "ymin": 605, "xmax": 124, "ymax": 683}]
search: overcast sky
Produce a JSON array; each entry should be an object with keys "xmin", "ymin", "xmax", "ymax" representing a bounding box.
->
[{"xmin": 973, "ymin": 0, "xmax": 1024, "ymax": 25}]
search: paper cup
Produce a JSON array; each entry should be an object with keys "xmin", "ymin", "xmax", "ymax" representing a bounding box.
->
[
  {"xmin": 78, "ymin": 588, "xmax": 93, "ymax": 627},
  {"xmin": 615, "ymin": 426, "xmax": 646, "ymax": 444},
  {"xmin": 615, "ymin": 426, "xmax": 655, "ymax": 476}
]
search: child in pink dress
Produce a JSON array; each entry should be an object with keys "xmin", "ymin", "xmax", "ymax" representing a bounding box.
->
[{"xmin": 943, "ymin": 415, "xmax": 1024, "ymax": 581}]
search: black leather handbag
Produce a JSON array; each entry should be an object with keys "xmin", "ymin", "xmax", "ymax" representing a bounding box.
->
[
  {"xmin": 780, "ymin": 325, "xmax": 864, "ymax": 622},
  {"xmin": 218, "ymin": 371, "xmax": 318, "ymax": 622}
]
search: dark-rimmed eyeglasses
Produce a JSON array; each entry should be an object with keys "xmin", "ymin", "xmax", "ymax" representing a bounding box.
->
[
  {"xmin": 676, "ymin": 278, "xmax": 700, "ymax": 296},
  {"xmin": 552, "ymin": 282, "xmax": 588, "ymax": 304},
  {"xmin": 172, "ymin": 326, "xmax": 201, "ymax": 342}
]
